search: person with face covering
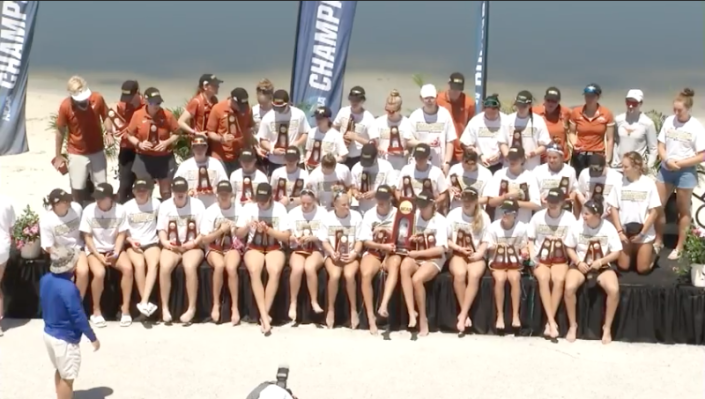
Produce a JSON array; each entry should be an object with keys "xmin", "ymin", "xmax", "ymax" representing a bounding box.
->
[
  {"xmin": 305, "ymin": 153, "xmax": 353, "ymax": 211},
  {"xmin": 564, "ymin": 200, "xmax": 622, "ymax": 344},
  {"xmin": 320, "ymin": 192, "xmax": 363, "ymax": 329},
  {"xmin": 286, "ymin": 189, "xmax": 327, "ymax": 322},
  {"xmin": 257, "ymin": 90, "xmax": 310, "ymax": 176},
  {"xmin": 447, "ymin": 187, "xmax": 491, "ymax": 332},
  {"xmin": 332, "ymin": 86, "xmax": 378, "ymax": 170},
  {"xmin": 179, "ymin": 74, "xmax": 223, "ymax": 140},
  {"xmin": 174, "ymin": 136, "xmax": 228, "ymax": 209},
  {"xmin": 460, "ymin": 94, "xmax": 508, "ymax": 174},
  {"xmin": 54, "ymin": 76, "xmax": 113, "ymax": 205},
  {"xmin": 446, "ymin": 149, "xmax": 492, "ymax": 211},
  {"xmin": 396, "ymin": 143, "xmax": 449, "ymax": 209},
  {"xmin": 527, "ymin": 188, "xmax": 577, "ymax": 340},
  {"xmin": 407, "ymin": 84, "xmax": 457, "ymax": 174},
  {"xmin": 350, "ymin": 143, "xmax": 395, "ymax": 215},
  {"xmin": 568, "ymin": 84, "xmax": 616, "ymax": 177},
  {"xmin": 499, "ymin": 91, "xmax": 551, "ymax": 171},
  {"xmin": 270, "ymin": 146, "xmax": 309, "ymax": 212},
  {"xmin": 235, "ymin": 183, "xmax": 291, "ymax": 335},
  {"xmin": 305, "ymin": 106, "xmax": 348, "ymax": 171},
  {"xmin": 533, "ymin": 87, "xmax": 571, "ymax": 164},
  {"xmin": 230, "ymin": 148, "xmax": 270, "ymax": 207},
  {"xmin": 78, "ymin": 184, "xmax": 131, "ymax": 328},
  {"xmin": 611, "ymin": 90, "xmax": 658, "ymax": 174},
  {"xmin": 156, "ymin": 177, "xmax": 206, "ymax": 325},
  {"xmin": 533, "ymin": 142, "xmax": 578, "ymax": 210},
  {"xmin": 485, "ymin": 146, "xmax": 542, "ymax": 223},
  {"xmin": 201, "ymin": 181, "xmax": 242, "ymax": 325},
  {"xmin": 110, "ymin": 80, "xmax": 145, "ymax": 203}
]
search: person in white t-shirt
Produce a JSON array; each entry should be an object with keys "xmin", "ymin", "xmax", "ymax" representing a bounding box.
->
[
  {"xmin": 460, "ymin": 95, "xmax": 508, "ymax": 174},
  {"xmin": 320, "ymin": 192, "xmax": 364, "ymax": 329},
  {"xmin": 527, "ymin": 189, "xmax": 577, "ymax": 340},
  {"xmin": 306, "ymin": 106, "xmax": 348, "ymax": 171},
  {"xmin": 251, "ymin": 79, "xmax": 274, "ymax": 133},
  {"xmin": 534, "ymin": 142, "xmax": 578, "ymax": 212},
  {"xmin": 200, "ymin": 181, "xmax": 242, "ymax": 325},
  {"xmin": 447, "ymin": 188, "xmax": 491, "ymax": 333},
  {"xmin": 332, "ymin": 86, "xmax": 377, "ymax": 170},
  {"xmin": 270, "ymin": 146, "xmax": 309, "ymax": 211},
  {"xmin": 406, "ymin": 84, "xmax": 456, "ymax": 173},
  {"xmin": 351, "ymin": 143, "xmax": 395, "ymax": 215},
  {"xmin": 39, "ymin": 189, "xmax": 88, "ymax": 298},
  {"xmin": 235, "ymin": 183, "xmax": 291, "ymax": 335},
  {"xmin": 399, "ymin": 192, "xmax": 448, "ymax": 337},
  {"xmin": 611, "ymin": 89, "xmax": 658, "ymax": 173},
  {"xmin": 0, "ymin": 194, "xmax": 14, "ymax": 333},
  {"xmin": 396, "ymin": 143, "xmax": 449, "ymax": 209},
  {"xmin": 358, "ymin": 185, "xmax": 398, "ymax": 335},
  {"xmin": 483, "ymin": 200, "xmax": 529, "ymax": 331},
  {"xmin": 79, "ymin": 183, "xmax": 131, "ymax": 328},
  {"xmin": 156, "ymin": 177, "xmax": 206, "ymax": 325},
  {"xmin": 607, "ymin": 152, "xmax": 661, "ymax": 274},
  {"xmin": 229, "ymin": 148, "xmax": 269, "ymax": 205},
  {"xmin": 575, "ymin": 154, "xmax": 622, "ymax": 219},
  {"xmin": 286, "ymin": 189, "xmax": 327, "ymax": 322},
  {"xmin": 305, "ymin": 154, "xmax": 352, "ymax": 211},
  {"xmin": 499, "ymin": 91, "xmax": 551, "ymax": 171},
  {"xmin": 564, "ymin": 200, "xmax": 622, "ymax": 344},
  {"xmin": 173, "ymin": 136, "xmax": 228, "ymax": 209},
  {"xmin": 655, "ymin": 88, "xmax": 705, "ymax": 260},
  {"xmin": 485, "ymin": 146, "xmax": 542, "ymax": 223},
  {"xmin": 446, "ymin": 149, "xmax": 492, "ymax": 210},
  {"xmin": 122, "ymin": 179, "xmax": 161, "ymax": 318},
  {"xmin": 373, "ymin": 90, "xmax": 412, "ymax": 180},
  {"xmin": 257, "ymin": 89, "xmax": 310, "ymax": 176}
]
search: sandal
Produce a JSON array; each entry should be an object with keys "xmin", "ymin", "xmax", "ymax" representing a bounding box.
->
[
  {"xmin": 147, "ymin": 303, "xmax": 158, "ymax": 317},
  {"xmin": 137, "ymin": 303, "xmax": 150, "ymax": 317},
  {"xmin": 120, "ymin": 314, "xmax": 132, "ymax": 327},
  {"xmin": 652, "ymin": 242, "xmax": 664, "ymax": 255},
  {"xmin": 667, "ymin": 249, "xmax": 681, "ymax": 260},
  {"xmin": 90, "ymin": 315, "xmax": 107, "ymax": 328}
]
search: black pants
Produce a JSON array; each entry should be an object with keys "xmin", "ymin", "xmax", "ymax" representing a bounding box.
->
[
  {"xmin": 344, "ymin": 156, "xmax": 360, "ymax": 170},
  {"xmin": 118, "ymin": 148, "xmax": 137, "ymax": 204},
  {"xmin": 222, "ymin": 159, "xmax": 240, "ymax": 178},
  {"xmin": 571, "ymin": 151, "xmax": 604, "ymax": 178},
  {"xmin": 488, "ymin": 163, "xmax": 503, "ymax": 175}
]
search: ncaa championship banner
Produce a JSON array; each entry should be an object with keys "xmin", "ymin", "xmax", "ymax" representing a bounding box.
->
[{"xmin": 473, "ymin": 1, "xmax": 489, "ymax": 113}]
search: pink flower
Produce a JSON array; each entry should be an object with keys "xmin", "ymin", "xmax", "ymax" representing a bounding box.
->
[
  {"xmin": 16, "ymin": 240, "xmax": 24, "ymax": 250},
  {"xmin": 30, "ymin": 224, "xmax": 38, "ymax": 234}
]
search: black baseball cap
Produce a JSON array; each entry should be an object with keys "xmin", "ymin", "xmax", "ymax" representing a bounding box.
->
[
  {"xmin": 348, "ymin": 86, "xmax": 366, "ymax": 100},
  {"xmin": 216, "ymin": 180, "xmax": 232, "ymax": 194},
  {"xmin": 416, "ymin": 191, "xmax": 434, "ymax": 207},
  {"xmin": 120, "ymin": 80, "xmax": 139, "ymax": 102},
  {"xmin": 272, "ymin": 90, "xmax": 290, "ymax": 107},
  {"xmin": 284, "ymin": 146, "xmax": 300, "ymax": 161},
  {"xmin": 584, "ymin": 199, "xmax": 603, "ymax": 215},
  {"xmin": 314, "ymin": 106, "xmax": 332, "ymax": 119},
  {"xmin": 255, "ymin": 183, "xmax": 272, "ymax": 202},
  {"xmin": 133, "ymin": 178, "xmax": 154, "ymax": 191},
  {"xmin": 199, "ymin": 74, "xmax": 223, "ymax": 87},
  {"xmin": 500, "ymin": 199, "xmax": 519, "ymax": 213},
  {"xmin": 230, "ymin": 87, "xmax": 249, "ymax": 104},
  {"xmin": 588, "ymin": 154, "xmax": 606, "ymax": 177},
  {"xmin": 375, "ymin": 185, "xmax": 393, "ymax": 201},
  {"xmin": 360, "ymin": 143, "xmax": 378, "ymax": 167},
  {"xmin": 143, "ymin": 87, "xmax": 163, "ymax": 104},
  {"xmin": 515, "ymin": 90, "xmax": 533, "ymax": 105},
  {"xmin": 546, "ymin": 188, "xmax": 563, "ymax": 204},
  {"xmin": 92, "ymin": 183, "xmax": 114, "ymax": 200},
  {"xmin": 192, "ymin": 136, "xmax": 208, "ymax": 146},
  {"xmin": 413, "ymin": 143, "xmax": 431, "ymax": 159},
  {"xmin": 449, "ymin": 72, "xmax": 465, "ymax": 91},
  {"xmin": 461, "ymin": 186, "xmax": 479, "ymax": 201},
  {"xmin": 48, "ymin": 188, "xmax": 72, "ymax": 204},
  {"xmin": 172, "ymin": 177, "xmax": 189, "ymax": 193},
  {"xmin": 506, "ymin": 146, "xmax": 525, "ymax": 161},
  {"xmin": 545, "ymin": 87, "xmax": 561, "ymax": 101},
  {"xmin": 584, "ymin": 83, "xmax": 602, "ymax": 96},
  {"xmin": 240, "ymin": 148, "xmax": 256, "ymax": 162}
]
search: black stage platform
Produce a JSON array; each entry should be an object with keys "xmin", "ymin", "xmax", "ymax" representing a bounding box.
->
[{"xmin": 3, "ymin": 248, "xmax": 703, "ymax": 345}]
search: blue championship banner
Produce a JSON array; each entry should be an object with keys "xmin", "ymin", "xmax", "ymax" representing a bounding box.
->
[
  {"xmin": 0, "ymin": 1, "xmax": 38, "ymax": 156},
  {"xmin": 473, "ymin": 1, "xmax": 489, "ymax": 113},
  {"xmin": 290, "ymin": 1, "xmax": 357, "ymax": 124}
]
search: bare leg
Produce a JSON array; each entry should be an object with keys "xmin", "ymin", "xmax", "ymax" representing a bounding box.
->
[
  {"xmin": 142, "ymin": 246, "xmax": 160, "ymax": 304},
  {"xmin": 549, "ymin": 263, "xmax": 568, "ymax": 338},
  {"xmin": 360, "ymin": 255, "xmax": 382, "ymax": 334},
  {"xmin": 507, "ymin": 270, "xmax": 522, "ymax": 328},
  {"xmin": 378, "ymin": 255, "xmax": 401, "ymax": 317},
  {"xmin": 114, "ymin": 252, "xmax": 134, "ymax": 316},
  {"xmin": 287, "ymin": 253, "xmax": 306, "ymax": 321},
  {"xmin": 244, "ymin": 250, "xmax": 270, "ymax": 334},
  {"xmin": 564, "ymin": 268, "xmax": 586, "ymax": 342},
  {"xmin": 158, "ymin": 249, "xmax": 181, "ymax": 322},
  {"xmin": 654, "ymin": 181, "xmax": 673, "ymax": 247},
  {"xmin": 128, "ymin": 249, "xmax": 147, "ymax": 303},
  {"xmin": 224, "ymin": 250, "xmax": 241, "ymax": 325},
  {"xmin": 56, "ymin": 374, "xmax": 74, "ymax": 399},
  {"xmin": 343, "ymin": 260, "xmax": 360, "ymax": 329},
  {"xmin": 533, "ymin": 265, "xmax": 555, "ymax": 337},
  {"xmin": 635, "ymin": 242, "xmax": 656, "ymax": 274},
  {"xmin": 86, "ymin": 255, "xmax": 106, "ymax": 317},
  {"xmin": 675, "ymin": 188, "xmax": 693, "ymax": 253},
  {"xmin": 412, "ymin": 262, "xmax": 439, "ymax": 336},
  {"xmin": 597, "ymin": 270, "xmax": 620, "ymax": 344},
  {"xmin": 456, "ymin": 261, "xmax": 486, "ymax": 332},
  {"xmin": 324, "ymin": 258, "xmax": 341, "ymax": 328},
  {"xmin": 264, "ymin": 250, "xmax": 285, "ymax": 317},
  {"xmin": 207, "ymin": 251, "xmax": 226, "ymax": 322},
  {"xmin": 448, "ymin": 257, "xmax": 468, "ymax": 311},
  {"xmin": 180, "ymin": 249, "xmax": 204, "ymax": 323},
  {"xmin": 491, "ymin": 270, "xmax": 507, "ymax": 330},
  {"xmin": 400, "ymin": 257, "xmax": 418, "ymax": 328},
  {"xmin": 74, "ymin": 253, "xmax": 90, "ymax": 299},
  {"xmin": 304, "ymin": 252, "xmax": 324, "ymax": 314}
]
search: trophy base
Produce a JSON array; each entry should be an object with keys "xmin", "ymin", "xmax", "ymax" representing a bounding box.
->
[{"xmin": 387, "ymin": 147, "xmax": 403, "ymax": 153}]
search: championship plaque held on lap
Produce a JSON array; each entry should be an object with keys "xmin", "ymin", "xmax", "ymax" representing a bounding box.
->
[
  {"xmin": 197, "ymin": 166, "xmax": 213, "ymax": 194},
  {"xmin": 241, "ymin": 177, "xmax": 254, "ymax": 203},
  {"xmin": 307, "ymin": 140, "xmax": 322, "ymax": 170},
  {"xmin": 335, "ymin": 230, "xmax": 349, "ymax": 255},
  {"xmin": 186, "ymin": 219, "xmax": 197, "ymax": 242},
  {"xmin": 294, "ymin": 225, "xmax": 315, "ymax": 255},
  {"xmin": 275, "ymin": 123, "xmax": 289, "ymax": 149},
  {"xmin": 559, "ymin": 176, "xmax": 571, "ymax": 211},
  {"xmin": 168, "ymin": 221, "xmax": 180, "ymax": 246},
  {"xmin": 392, "ymin": 198, "xmax": 416, "ymax": 255},
  {"xmin": 455, "ymin": 229, "xmax": 475, "ymax": 257},
  {"xmin": 400, "ymin": 176, "xmax": 415, "ymax": 199},
  {"xmin": 511, "ymin": 130, "xmax": 522, "ymax": 148}
]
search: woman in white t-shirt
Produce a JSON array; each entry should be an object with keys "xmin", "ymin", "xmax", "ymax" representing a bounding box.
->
[
  {"xmin": 156, "ymin": 177, "xmax": 207, "ymax": 325},
  {"xmin": 575, "ymin": 153, "xmax": 622, "ymax": 219},
  {"xmin": 611, "ymin": 90, "xmax": 658, "ymax": 173},
  {"xmin": 527, "ymin": 188, "xmax": 577, "ymax": 340},
  {"xmin": 235, "ymin": 182, "xmax": 290, "ymax": 335},
  {"xmin": 229, "ymin": 148, "xmax": 269, "ymax": 207},
  {"xmin": 534, "ymin": 142, "xmax": 578, "ymax": 212},
  {"xmin": 270, "ymin": 146, "xmax": 309, "ymax": 211},
  {"xmin": 499, "ymin": 91, "xmax": 551, "ymax": 171},
  {"xmin": 305, "ymin": 106, "xmax": 348, "ymax": 171},
  {"xmin": 485, "ymin": 146, "xmax": 542, "ymax": 223},
  {"xmin": 287, "ymin": 189, "xmax": 327, "ymax": 322},
  {"xmin": 460, "ymin": 95, "xmax": 508, "ymax": 174},
  {"xmin": 564, "ymin": 200, "xmax": 622, "ymax": 344},
  {"xmin": 608, "ymin": 152, "xmax": 661, "ymax": 274},
  {"xmin": 39, "ymin": 189, "xmax": 88, "ymax": 298},
  {"xmin": 399, "ymin": 192, "xmax": 449, "ymax": 337},
  {"xmin": 406, "ymin": 84, "xmax": 456, "ymax": 173},
  {"xmin": 357, "ymin": 185, "xmax": 398, "ymax": 335},
  {"xmin": 332, "ymin": 86, "xmax": 378, "ymax": 170},
  {"xmin": 122, "ymin": 179, "xmax": 161, "ymax": 318},
  {"xmin": 373, "ymin": 90, "xmax": 413, "ymax": 181},
  {"xmin": 396, "ymin": 143, "xmax": 449, "ymax": 207},
  {"xmin": 654, "ymin": 88, "xmax": 705, "ymax": 260},
  {"xmin": 79, "ymin": 183, "xmax": 131, "ymax": 328},
  {"xmin": 173, "ymin": 135, "xmax": 228, "ymax": 209},
  {"xmin": 305, "ymin": 154, "xmax": 352, "ymax": 211},
  {"xmin": 447, "ymin": 187, "xmax": 491, "ymax": 333},
  {"xmin": 483, "ymin": 200, "xmax": 529, "ymax": 332},
  {"xmin": 0, "ymin": 194, "xmax": 13, "ymax": 331},
  {"xmin": 350, "ymin": 143, "xmax": 395, "ymax": 215},
  {"xmin": 320, "ymin": 192, "xmax": 364, "ymax": 329},
  {"xmin": 446, "ymin": 149, "xmax": 492, "ymax": 210},
  {"xmin": 200, "ymin": 181, "xmax": 242, "ymax": 325}
]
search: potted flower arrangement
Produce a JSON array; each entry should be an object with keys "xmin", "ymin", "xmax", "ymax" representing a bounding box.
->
[
  {"xmin": 12, "ymin": 205, "xmax": 41, "ymax": 259},
  {"xmin": 675, "ymin": 226, "xmax": 705, "ymax": 287}
]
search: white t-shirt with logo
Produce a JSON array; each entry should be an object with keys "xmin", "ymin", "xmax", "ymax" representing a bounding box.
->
[
  {"xmin": 408, "ymin": 106, "xmax": 457, "ymax": 168},
  {"xmin": 657, "ymin": 115, "xmax": 705, "ymax": 163},
  {"xmin": 358, "ymin": 206, "xmax": 397, "ymax": 243},
  {"xmin": 606, "ymin": 175, "xmax": 661, "ymax": 242},
  {"xmin": 612, "ymin": 112, "xmax": 658, "ymax": 171},
  {"xmin": 333, "ymin": 106, "xmax": 378, "ymax": 158},
  {"xmin": 499, "ymin": 113, "xmax": 551, "ymax": 170},
  {"xmin": 287, "ymin": 205, "xmax": 327, "ymax": 252},
  {"xmin": 445, "ymin": 163, "xmax": 493, "ymax": 210},
  {"xmin": 305, "ymin": 163, "xmax": 353, "ymax": 211},
  {"xmin": 40, "ymin": 202, "xmax": 83, "ymax": 250},
  {"xmin": 460, "ymin": 112, "xmax": 509, "ymax": 167},
  {"xmin": 577, "ymin": 167, "xmax": 623, "ymax": 216},
  {"xmin": 173, "ymin": 156, "xmax": 228, "ymax": 209},
  {"xmin": 371, "ymin": 114, "xmax": 413, "ymax": 172},
  {"xmin": 483, "ymin": 219, "xmax": 529, "ymax": 267},
  {"xmin": 320, "ymin": 209, "xmax": 363, "ymax": 254},
  {"xmin": 533, "ymin": 163, "xmax": 578, "ymax": 199},
  {"xmin": 446, "ymin": 207, "xmax": 492, "ymax": 249},
  {"xmin": 269, "ymin": 166, "xmax": 309, "ymax": 211},
  {"xmin": 351, "ymin": 159, "xmax": 395, "ymax": 214},
  {"xmin": 305, "ymin": 127, "xmax": 348, "ymax": 164},
  {"xmin": 200, "ymin": 202, "xmax": 239, "ymax": 250},
  {"xmin": 484, "ymin": 167, "xmax": 541, "ymax": 223},
  {"xmin": 0, "ymin": 195, "xmax": 13, "ymax": 258},
  {"xmin": 122, "ymin": 198, "xmax": 160, "ymax": 246},
  {"xmin": 412, "ymin": 211, "xmax": 449, "ymax": 267},
  {"xmin": 564, "ymin": 219, "xmax": 623, "ymax": 262},
  {"xmin": 527, "ymin": 209, "xmax": 577, "ymax": 262},
  {"xmin": 235, "ymin": 202, "xmax": 291, "ymax": 244},
  {"xmin": 397, "ymin": 163, "xmax": 448, "ymax": 197},
  {"xmin": 79, "ymin": 203, "xmax": 129, "ymax": 253},
  {"xmin": 251, "ymin": 104, "xmax": 272, "ymax": 133},
  {"xmin": 258, "ymin": 106, "xmax": 311, "ymax": 165},
  {"xmin": 229, "ymin": 168, "xmax": 269, "ymax": 203},
  {"xmin": 156, "ymin": 197, "xmax": 207, "ymax": 244}
]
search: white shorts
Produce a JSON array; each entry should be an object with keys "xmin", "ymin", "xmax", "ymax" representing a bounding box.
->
[
  {"xmin": 68, "ymin": 151, "xmax": 107, "ymax": 190},
  {"xmin": 44, "ymin": 333, "xmax": 81, "ymax": 380}
]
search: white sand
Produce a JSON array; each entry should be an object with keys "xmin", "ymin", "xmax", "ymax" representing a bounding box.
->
[{"xmin": 0, "ymin": 319, "xmax": 702, "ymax": 399}]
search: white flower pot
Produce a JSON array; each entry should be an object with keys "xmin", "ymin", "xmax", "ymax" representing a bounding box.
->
[
  {"xmin": 20, "ymin": 240, "xmax": 41, "ymax": 260},
  {"xmin": 691, "ymin": 264, "xmax": 705, "ymax": 288}
]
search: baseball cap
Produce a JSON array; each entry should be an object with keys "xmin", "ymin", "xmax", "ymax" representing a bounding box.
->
[
  {"xmin": 584, "ymin": 199, "xmax": 603, "ymax": 215},
  {"xmin": 133, "ymin": 178, "xmax": 154, "ymax": 191},
  {"xmin": 71, "ymin": 88, "xmax": 92, "ymax": 102},
  {"xmin": 545, "ymin": 142, "xmax": 563, "ymax": 153},
  {"xmin": 483, "ymin": 94, "xmax": 500, "ymax": 108},
  {"xmin": 461, "ymin": 186, "xmax": 479, "ymax": 201},
  {"xmin": 92, "ymin": 183, "xmax": 114, "ymax": 200},
  {"xmin": 375, "ymin": 185, "xmax": 393, "ymax": 201},
  {"xmin": 255, "ymin": 183, "xmax": 273, "ymax": 202},
  {"xmin": 240, "ymin": 148, "xmax": 257, "ymax": 162},
  {"xmin": 413, "ymin": 143, "xmax": 431, "ymax": 159},
  {"xmin": 449, "ymin": 72, "xmax": 465, "ymax": 91},
  {"xmin": 420, "ymin": 84, "xmax": 437, "ymax": 99},
  {"xmin": 515, "ymin": 90, "xmax": 533, "ymax": 105},
  {"xmin": 546, "ymin": 188, "xmax": 563, "ymax": 204},
  {"xmin": 48, "ymin": 188, "xmax": 72, "ymax": 204},
  {"xmin": 120, "ymin": 80, "xmax": 139, "ymax": 102},
  {"xmin": 506, "ymin": 146, "xmax": 525, "ymax": 161},
  {"xmin": 348, "ymin": 86, "xmax": 366, "ymax": 100},
  {"xmin": 500, "ymin": 199, "xmax": 519, "ymax": 213},
  {"xmin": 360, "ymin": 143, "xmax": 378, "ymax": 167},
  {"xmin": 544, "ymin": 87, "xmax": 561, "ymax": 101},
  {"xmin": 584, "ymin": 83, "xmax": 602, "ymax": 96},
  {"xmin": 216, "ymin": 180, "xmax": 233, "ymax": 194},
  {"xmin": 272, "ymin": 90, "xmax": 290, "ymax": 107},
  {"xmin": 230, "ymin": 87, "xmax": 249, "ymax": 104},
  {"xmin": 416, "ymin": 191, "xmax": 434, "ymax": 207},
  {"xmin": 626, "ymin": 89, "xmax": 644, "ymax": 102},
  {"xmin": 172, "ymin": 177, "xmax": 189, "ymax": 193},
  {"xmin": 588, "ymin": 154, "xmax": 606, "ymax": 177},
  {"xmin": 314, "ymin": 106, "xmax": 332, "ymax": 119},
  {"xmin": 192, "ymin": 136, "xmax": 208, "ymax": 146},
  {"xmin": 199, "ymin": 74, "xmax": 223, "ymax": 87},
  {"xmin": 284, "ymin": 146, "xmax": 300, "ymax": 162},
  {"xmin": 256, "ymin": 384, "xmax": 294, "ymax": 399},
  {"xmin": 143, "ymin": 87, "xmax": 163, "ymax": 104}
]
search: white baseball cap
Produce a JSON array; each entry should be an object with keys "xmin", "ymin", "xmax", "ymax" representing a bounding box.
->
[
  {"xmin": 420, "ymin": 84, "xmax": 437, "ymax": 99},
  {"xmin": 257, "ymin": 385, "xmax": 293, "ymax": 399},
  {"xmin": 626, "ymin": 89, "xmax": 644, "ymax": 102},
  {"xmin": 71, "ymin": 88, "xmax": 92, "ymax": 102}
]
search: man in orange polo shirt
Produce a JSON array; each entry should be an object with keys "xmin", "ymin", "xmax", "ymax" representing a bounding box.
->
[
  {"xmin": 533, "ymin": 87, "xmax": 571, "ymax": 163},
  {"xmin": 206, "ymin": 87, "xmax": 256, "ymax": 176},
  {"xmin": 436, "ymin": 72, "xmax": 475, "ymax": 165}
]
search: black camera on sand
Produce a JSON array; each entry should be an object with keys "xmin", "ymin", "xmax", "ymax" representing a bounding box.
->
[{"xmin": 245, "ymin": 365, "xmax": 296, "ymax": 399}]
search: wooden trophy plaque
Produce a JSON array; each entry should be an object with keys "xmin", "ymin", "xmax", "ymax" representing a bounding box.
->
[
  {"xmin": 148, "ymin": 123, "xmax": 159, "ymax": 145},
  {"xmin": 401, "ymin": 176, "xmax": 415, "ymax": 199},
  {"xmin": 107, "ymin": 109, "xmax": 127, "ymax": 133},
  {"xmin": 499, "ymin": 180, "xmax": 509, "ymax": 197},
  {"xmin": 249, "ymin": 223, "xmax": 267, "ymax": 252},
  {"xmin": 492, "ymin": 244, "xmax": 507, "ymax": 270},
  {"xmin": 274, "ymin": 178, "xmax": 287, "ymax": 201},
  {"xmin": 307, "ymin": 140, "xmax": 322, "ymax": 170},
  {"xmin": 391, "ymin": 199, "xmax": 416, "ymax": 255},
  {"xmin": 592, "ymin": 183, "xmax": 605, "ymax": 202},
  {"xmin": 511, "ymin": 130, "xmax": 523, "ymax": 148},
  {"xmin": 335, "ymin": 230, "xmax": 349, "ymax": 256},
  {"xmin": 197, "ymin": 166, "xmax": 212, "ymax": 194},
  {"xmin": 550, "ymin": 240, "xmax": 567, "ymax": 264},
  {"xmin": 421, "ymin": 178, "xmax": 433, "ymax": 195},
  {"xmin": 275, "ymin": 123, "xmax": 289, "ymax": 149},
  {"xmin": 344, "ymin": 118, "xmax": 355, "ymax": 146},
  {"xmin": 519, "ymin": 182, "xmax": 529, "ymax": 201},
  {"xmin": 559, "ymin": 176, "xmax": 572, "ymax": 211},
  {"xmin": 538, "ymin": 239, "xmax": 553, "ymax": 265},
  {"xmin": 368, "ymin": 229, "xmax": 391, "ymax": 260},
  {"xmin": 360, "ymin": 171, "xmax": 370, "ymax": 193},
  {"xmin": 416, "ymin": 233, "xmax": 436, "ymax": 261},
  {"xmin": 294, "ymin": 227, "xmax": 315, "ymax": 255},
  {"xmin": 506, "ymin": 245, "xmax": 522, "ymax": 269},
  {"xmin": 454, "ymin": 229, "xmax": 475, "ymax": 258},
  {"xmin": 167, "ymin": 221, "xmax": 181, "ymax": 247},
  {"xmin": 264, "ymin": 222, "xmax": 281, "ymax": 252},
  {"xmin": 185, "ymin": 219, "xmax": 198, "ymax": 242},
  {"xmin": 228, "ymin": 114, "xmax": 240, "ymax": 135},
  {"xmin": 241, "ymin": 177, "xmax": 253, "ymax": 202},
  {"xmin": 388, "ymin": 126, "xmax": 403, "ymax": 153},
  {"xmin": 450, "ymin": 174, "xmax": 462, "ymax": 191},
  {"xmin": 291, "ymin": 178, "xmax": 304, "ymax": 198},
  {"xmin": 584, "ymin": 239, "xmax": 605, "ymax": 283}
]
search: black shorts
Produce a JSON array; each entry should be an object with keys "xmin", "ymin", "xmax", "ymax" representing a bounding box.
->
[
  {"xmin": 488, "ymin": 163, "xmax": 503, "ymax": 174},
  {"xmin": 132, "ymin": 154, "xmax": 176, "ymax": 181},
  {"xmin": 344, "ymin": 156, "xmax": 360, "ymax": 170},
  {"xmin": 222, "ymin": 160, "xmax": 240, "ymax": 177}
]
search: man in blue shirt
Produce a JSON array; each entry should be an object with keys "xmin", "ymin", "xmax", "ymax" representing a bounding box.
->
[{"xmin": 40, "ymin": 246, "xmax": 100, "ymax": 399}]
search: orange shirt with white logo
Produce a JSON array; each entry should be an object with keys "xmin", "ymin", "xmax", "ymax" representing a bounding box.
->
[
  {"xmin": 185, "ymin": 93, "xmax": 217, "ymax": 133},
  {"xmin": 569, "ymin": 105, "xmax": 615, "ymax": 152},
  {"xmin": 56, "ymin": 92, "xmax": 108, "ymax": 155},
  {"xmin": 206, "ymin": 99, "xmax": 254, "ymax": 162},
  {"xmin": 437, "ymin": 90, "xmax": 475, "ymax": 161},
  {"xmin": 116, "ymin": 98, "xmax": 145, "ymax": 149},
  {"xmin": 127, "ymin": 108, "xmax": 180, "ymax": 157},
  {"xmin": 533, "ymin": 105, "xmax": 571, "ymax": 161}
]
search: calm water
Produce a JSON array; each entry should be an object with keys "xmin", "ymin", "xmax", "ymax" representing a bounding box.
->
[{"xmin": 29, "ymin": 1, "xmax": 704, "ymax": 93}]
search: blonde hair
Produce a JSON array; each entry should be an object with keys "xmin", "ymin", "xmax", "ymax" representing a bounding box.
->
[
  {"xmin": 622, "ymin": 151, "xmax": 645, "ymax": 175},
  {"xmin": 675, "ymin": 87, "xmax": 695, "ymax": 109},
  {"xmin": 66, "ymin": 76, "xmax": 87, "ymax": 95},
  {"xmin": 385, "ymin": 89, "xmax": 403, "ymax": 112},
  {"xmin": 321, "ymin": 153, "xmax": 337, "ymax": 168},
  {"xmin": 471, "ymin": 202, "xmax": 484, "ymax": 233},
  {"xmin": 256, "ymin": 79, "xmax": 274, "ymax": 93}
]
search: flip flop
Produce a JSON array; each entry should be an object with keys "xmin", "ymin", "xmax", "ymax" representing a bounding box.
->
[
  {"xmin": 90, "ymin": 315, "xmax": 107, "ymax": 328},
  {"xmin": 147, "ymin": 303, "xmax": 159, "ymax": 317},
  {"xmin": 137, "ymin": 303, "xmax": 150, "ymax": 317},
  {"xmin": 667, "ymin": 249, "xmax": 681, "ymax": 260},
  {"xmin": 120, "ymin": 314, "xmax": 132, "ymax": 327},
  {"xmin": 652, "ymin": 242, "xmax": 664, "ymax": 254}
]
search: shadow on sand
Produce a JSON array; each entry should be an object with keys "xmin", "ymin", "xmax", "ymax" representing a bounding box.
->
[
  {"xmin": 1, "ymin": 318, "xmax": 31, "ymax": 332},
  {"xmin": 74, "ymin": 387, "xmax": 114, "ymax": 399}
]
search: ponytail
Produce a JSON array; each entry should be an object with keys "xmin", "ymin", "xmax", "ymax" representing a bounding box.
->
[{"xmin": 471, "ymin": 202, "xmax": 484, "ymax": 233}]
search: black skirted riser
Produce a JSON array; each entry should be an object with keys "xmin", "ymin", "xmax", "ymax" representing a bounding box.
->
[{"xmin": 3, "ymin": 255, "xmax": 705, "ymax": 345}]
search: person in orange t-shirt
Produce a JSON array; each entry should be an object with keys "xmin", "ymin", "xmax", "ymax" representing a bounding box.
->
[
  {"xmin": 54, "ymin": 75, "xmax": 113, "ymax": 204},
  {"xmin": 568, "ymin": 84, "xmax": 615, "ymax": 176},
  {"xmin": 126, "ymin": 87, "xmax": 181, "ymax": 199},
  {"xmin": 178, "ymin": 74, "xmax": 222, "ymax": 138},
  {"xmin": 533, "ymin": 87, "xmax": 571, "ymax": 163},
  {"xmin": 109, "ymin": 80, "xmax": 145, "ymax": 203},
  {"xmin": 436, "ymin": 72, "xmax": 476, "ymax": 164},
  {"xmin": 206, "ymin": 87, "xmax": 256, "ymax": 176}
]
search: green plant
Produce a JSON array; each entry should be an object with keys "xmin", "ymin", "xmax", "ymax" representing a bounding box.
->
[
  {"xmin": 645, "ymin": 110, "xmax": 665, "ymax": 170},
  {"xmin": 675, "ymin": 227, "xmax": 705, "ymax": 276},
  {"xmin": 167, "ymin": 106, "xmax": 191, "ymax": 163},
  {"xmin": 12, "ymin": 205, "xmax": 40, "ymax": 249},
  {"xmin": 46, "ymin": 114, "xmax": 118, "ymax": 159}
]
